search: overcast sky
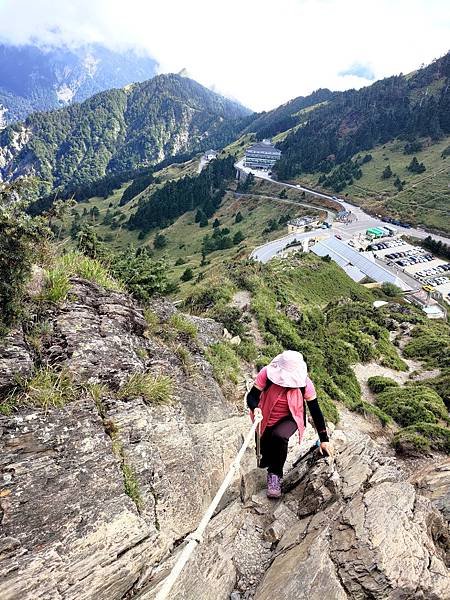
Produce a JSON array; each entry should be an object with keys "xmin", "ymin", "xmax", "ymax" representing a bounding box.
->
[{"xmin": 0, "ymin": 0, "xmax": 448, "ymax": 111}]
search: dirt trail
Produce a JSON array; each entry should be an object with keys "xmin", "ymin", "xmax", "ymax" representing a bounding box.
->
[{"xmin": 231, "ymin": 290, "xmax": 264, "ymax": 347}]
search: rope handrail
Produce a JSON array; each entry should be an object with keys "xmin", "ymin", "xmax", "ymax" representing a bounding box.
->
[{"xmin": 154, "ymin": 411, "xmax": 263, "ymax": 600}]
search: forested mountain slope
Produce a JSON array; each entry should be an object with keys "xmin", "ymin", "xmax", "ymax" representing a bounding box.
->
[
  {"xmin": 0, "ymin": 43, "xmax": 158, "ymax": 125},
  {"xmin": 0, "ymin": 73, "xmax": 251, "ymax": 194},
  {"xmin": 274, "ymin": 52, "xmax": 450, "ymax": 179}
]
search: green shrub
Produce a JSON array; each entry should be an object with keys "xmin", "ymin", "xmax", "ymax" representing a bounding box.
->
[
  {"xmin": 375, "ymin": 386, "xmax": 447, "ymax": 427},
  {"xmin": 314, "ymin": 393, "xmax": 339, "ymax": 425},
  {"xmin": 175, "ymin": 345, "xmax": 195, "ymax": 375},
  {"xmin": 393, "ymin": 430, "xmax": 430, "ymax": 454},
  {"xmin": 143, "ymin": 308, "xmax": 160, "ymax": 333},
  {"xmin": 403, "ymin": 324, "xmax": 450, "ymax": 370},
  {"xmin": 236, "ymin": 340, "xmax": 259, "ymax": 363},
  {"xmin": 394, "ymin": 423, "xmax": 450, "ymax": 454},
  {"xmin": 354, "ymin": 401, "xmax": 392, "ymax": 426},
  {"xmin": 212, "ymin": 305, "xmax": 249, "ymax": 338},
  {"xmin": 41, "ymin": 268, "xmax": 71, "ymax": 303},
  {"xmin": 42, "ymin": 252, "xmax": 123, "ymax": 303},
  {"xmin": 122, "ymin": 462, "xmax": 143, "ymax": 508},
  {"xmin": 367, "ymin": 376, "xmax": 399, "ymax": 394},
  {"xmin": 416, "ymin": 370, "xmax": 450, "ymax": 411},
  {"xmin": 376, "ymin": 334, "xmax": 408, "ymax": 371},
  {"xmin": 206, "ymin": 342, "xmax": 241, "ymax": 384},
  {"xmin": 184, "ymin": 280, "xmax": 235, "ymax": 314},
  {"xmin": 381, "ymin": 282, "xmax": 403, "ymax": 297},
  {"xmin": 118, "ymin": 373, "xmax": 173, "ymax": 404},
  {"xmin": 0, "ymin": 180, "xmax": 51, "ymax": 330}
]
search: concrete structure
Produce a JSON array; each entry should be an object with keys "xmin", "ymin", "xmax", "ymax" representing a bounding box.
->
[
  {"xmin": 287, "ymin": 216, "xmax": 320, "ymax": 233},
  {"xmin": 203, "ymin": 149, "xmax": 218, "ymax": 161},
  {"xmin": 244, "ymin": 139, "xmax": 281, "ymax": 171}
]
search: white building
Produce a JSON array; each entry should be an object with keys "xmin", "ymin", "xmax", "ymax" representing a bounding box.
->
[{"xmin": 245, "ymin": 139, "xmax": 281, "ymax": 170}]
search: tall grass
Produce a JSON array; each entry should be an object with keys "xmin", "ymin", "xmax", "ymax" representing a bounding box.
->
[
  {"xmin": 41, "ymin": 251, "xmax": 123, "ymax": 303},
  {"xmin": 205, "ymin": 342, "xmax": 241, "ymax": 384},
  {"xmin": 6, "ymin": 367, "xmax": 77, "ymax": 411},
  {"xmin": 118, "ymin": 373, "xmax": 173, "ymax": 404},
  {"xmin": 168, "ymin": 313, "xmax": 197, "ymax": 339}
]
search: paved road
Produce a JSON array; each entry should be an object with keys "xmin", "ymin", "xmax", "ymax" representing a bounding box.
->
[
  {"xmin": 251, "ymin": 230, "xmax": 328, "ymax": 263},
  {"xmin": 235, "ymin": 159, "xmax": 450, "ymax": 248},
  {"xmin": 231, "ymin": 190, "xmax": 334, "ymax": 223}
]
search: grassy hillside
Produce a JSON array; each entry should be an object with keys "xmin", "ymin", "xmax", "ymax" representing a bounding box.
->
[
  {"xmin": 62, "ymin": 165, "xmax": 323, "ymax": 297},
  {"xmin": 295, "ymin": 136, "xmax": 450, "ymax": 233}
]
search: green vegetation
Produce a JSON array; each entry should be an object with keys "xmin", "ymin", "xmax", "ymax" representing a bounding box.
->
[
  {"xmin": 407, "ymin": 156, "xmax": 426, "ymax": 173},
  {"xmin": 118, "ymin": 373, "xmax": 173, "ymax": 405},
  {"xmin": 375, "ymin": 385, "xmax": 448, "ymax": 427},
  {"xmin": 128, "ymin": 155, "xmax": 236, "ymax": 233},
  {"xmin": 181, "ymin": 267, "xmax": 194, "ymax": 282},
  {"xmin": 1, "ymin": 74, "xmax": 249, "ymax": 198},
  {"xmin": 394, "ymin": 423, "xmax": 450, "ymax": 454},
  {"xmin": 110, "ymin": 248, "xmax": 171, "ymax": 302},
  {"xmin": 42, "ymin": 251, "xmax": 123, "ymax": 303},
  {"xmin": 107, "ymin": 421, "xmax": 143, "ymax": 510},
  {"xmin": 168, "ymin": 313, "xmax": 197, "ymax": 339},
  {"xmin": 0, "ymin": 180, "xmax": 50, "ymax": 332},
  {"xmin": 205, "ymin": 342, "xmax": 241, "ymax": 385},
  {"xmin": 367, "ymin": 376, "xmax": 399, "ymax": 394},
  {"xmin": 2, "ymin": 368, "xmax": 77, "ymax": 413},
  {"xmin": 319, "ymin": 159, "xmax": 363, "ymax": 192},
  {"xmin": 403, "ymin": 322, "xmax": 450, "ymax": 369},
  {"xmin": 276, "ymin": 54, "xmax": 449, "ymax": 181},
  {"xmin": 380, "ymin": 282, "xmax": 403, "ymax": 297},
  {"xmin": 418, "ymin": 236, "xmax": 450, "ymax": 261},
  {"xmin": 194, "ymin": 255, "xmax": 410, "ymax": 425},
  {"xmin": 122, "ymin": 462, "xmax": 143, "ymax": 508}
]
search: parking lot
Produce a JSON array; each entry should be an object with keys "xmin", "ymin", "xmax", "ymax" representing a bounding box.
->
[{"xmin": 366, "ymin": 237, "xmax": 450, "ymax": 302}]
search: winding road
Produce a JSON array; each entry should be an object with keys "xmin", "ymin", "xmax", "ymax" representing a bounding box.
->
[{"xmin": 234, "ymin": 158, "xmax": 450, "ymax": 263}]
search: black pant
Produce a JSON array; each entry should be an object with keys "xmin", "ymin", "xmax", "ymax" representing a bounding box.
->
[{"xmin": 259, "ymin": 415, "xmax": 298, "ymax": 477}]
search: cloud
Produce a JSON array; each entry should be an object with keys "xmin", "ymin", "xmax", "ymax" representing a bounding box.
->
[
  {"xmin": 0, "ymin": 0, "xmax": 448, "ymax": 111},
  {"xmin": 339, "ymin": 63, "xmax": 375, "ymax": 81}
]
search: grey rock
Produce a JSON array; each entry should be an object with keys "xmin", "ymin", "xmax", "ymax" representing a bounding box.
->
[
  {"xmin": 412, "ymin": 458, "xmax": 450, "ymax": 522},
  {"xmin": 254, "ymin": 432, "xmax": 450, "ymax": 600},
  {"xmin": 0, "ymin": 329, "xmax": 33, "ymax": 392}
]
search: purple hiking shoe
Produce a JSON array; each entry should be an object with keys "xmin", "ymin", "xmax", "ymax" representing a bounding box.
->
[{"xmin": 267, "ymin": 473, "xmax": 282, "ymax": 498}]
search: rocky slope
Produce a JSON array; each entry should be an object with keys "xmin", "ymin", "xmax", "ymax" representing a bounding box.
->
[
  {"xmin": 0, "ymin": 43, "xmax": 158, "ymax": 125},
  {"xmin": 1, "ymin": 279, "xmax": 449, "ymax": 600}
]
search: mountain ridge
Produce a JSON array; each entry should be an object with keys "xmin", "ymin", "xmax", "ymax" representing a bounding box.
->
[
  {"xmin": 0, "ymin": 73, "xmax": 251, "ymax": 194},
  {"xmin": 0, "ymin": 42, "xmax": 159, "ymax": 125}
]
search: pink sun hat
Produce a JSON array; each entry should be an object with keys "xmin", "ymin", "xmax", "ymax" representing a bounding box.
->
[{"xmin": 266, "ymin": 350, "xmax": 308, "ymax": 388}]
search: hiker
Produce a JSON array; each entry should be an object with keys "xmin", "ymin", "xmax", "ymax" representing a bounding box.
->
[{"xmin": 246, "ymin": 350, "xmax": 333, "ymax": 498}]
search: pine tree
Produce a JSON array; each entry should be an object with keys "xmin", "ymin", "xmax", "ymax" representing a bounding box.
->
[
  {"xmin": 382, "ymin": 165, "xmax": 393, "ymax": 179},
  {"xmin": 181, "ymin": 267, "xmax": 194, "ymax": 282},
  {"xmin": 233, "ymin": 230, "xmax": 245, "ymax": 245}
]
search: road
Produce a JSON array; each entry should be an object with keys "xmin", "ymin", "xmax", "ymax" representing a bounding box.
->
[
  {"xmin": 235, "ymin": 159, "xmax": 450, "ymax": 249},
  {"xmin": 251, "ymin": 230, "xmax": 328, "ymax": 263},
  {"xmin": 231, "ymin": 190, "xmax": 334, "ymax": 223}
]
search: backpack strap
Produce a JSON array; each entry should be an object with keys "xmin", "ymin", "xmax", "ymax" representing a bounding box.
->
[{"xmin": 265, "ymin": 380, "xmax": 307, "ymax": 427}]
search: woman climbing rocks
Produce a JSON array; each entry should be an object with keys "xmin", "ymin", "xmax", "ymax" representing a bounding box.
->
[{"xmin": 246, "ymin": 350, "xmax": 333, "ymax": 498}]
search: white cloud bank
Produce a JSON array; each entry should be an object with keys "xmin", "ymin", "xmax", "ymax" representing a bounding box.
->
[{"xmin": 0, "ymin": 0, "xmax": 448, "ymax": 111}]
